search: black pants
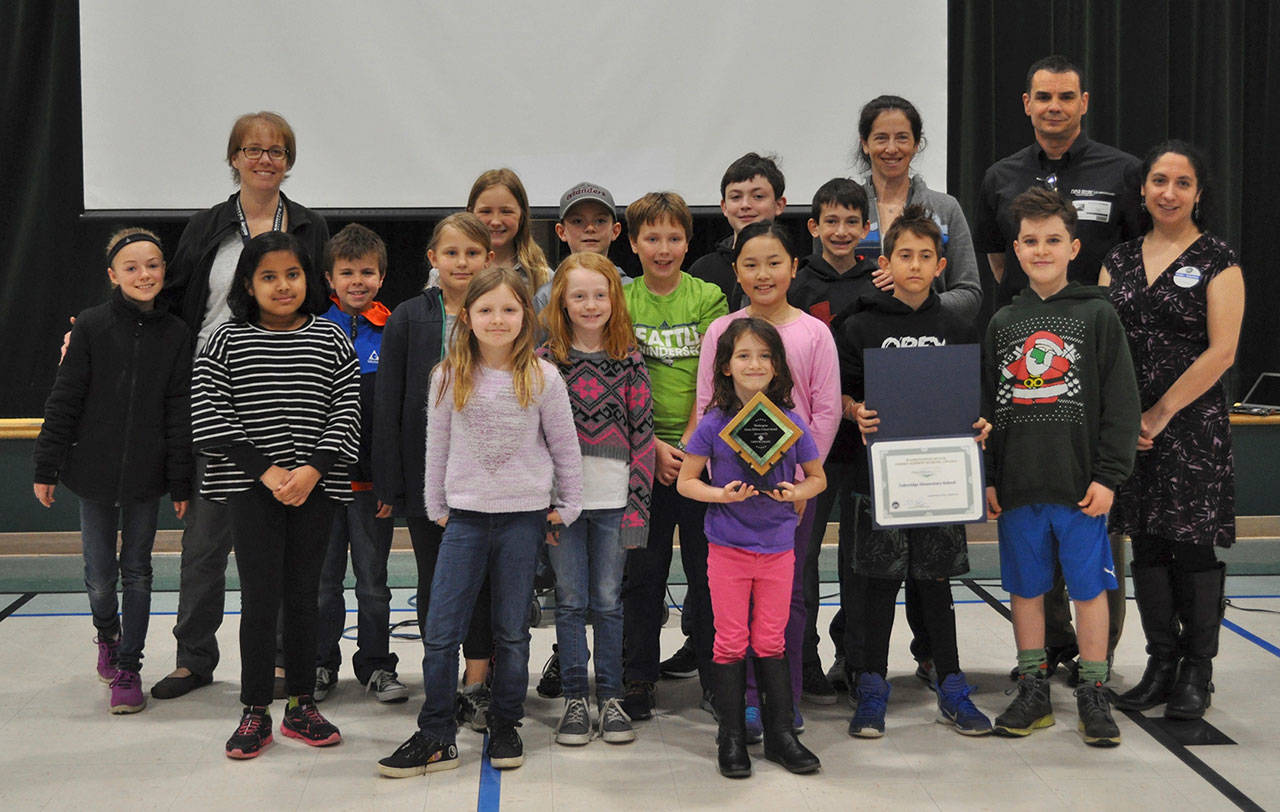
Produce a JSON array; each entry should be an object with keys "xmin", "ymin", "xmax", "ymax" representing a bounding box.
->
[
  {"xmin": 859, "ymin": 575, "xmax": 960, "ymax": 679},
  {"xmin": 622, "ymin": 480, "xmax": 714, "ymax": 689},
  {"xmin": 834, "ymin": 494, "xmax": 932, "ymax": 673},
  {"xmin": 406, "ymin": 517, "xmax": 492, "ymax": 660},
  {"xmin": 172, "ymin": 456, "xmax": 236, "ymax": 677},
  {"xmin": 1131, "ymin": 535, "xmax": 1218, "ymax": 572},
  {"xmin": 229, "ymin": 486, "xmax": 334, "ymax": 706}
]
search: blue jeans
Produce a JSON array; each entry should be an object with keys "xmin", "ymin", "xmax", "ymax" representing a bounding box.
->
[
  {"xmin": 316, "ymin": 490, "xmax": 397, "ymax": 682},
  {"xmin": 416, "ymin": 510, "xmax": 544, "ymax": 741},
  {"xmin": 547, "ymin": 508, "xmax": 626, "ymax": 701},
  {"xmin": 80, "ymin": 498, "xmax": 159, "ymax": 673}
]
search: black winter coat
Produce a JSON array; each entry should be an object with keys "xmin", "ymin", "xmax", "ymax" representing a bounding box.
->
[
  {"xmin": 372, "ymin": 288, "xmax": 449, "ymax": 516},
  {"xmin": 34, "ymin": 290, "xmax": 193, "ymax": 503}
]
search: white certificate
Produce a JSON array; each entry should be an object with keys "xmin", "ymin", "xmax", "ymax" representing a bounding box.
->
[{"xmin": 868, "ymin": 436, "xmax": 985, "ymax": 528}]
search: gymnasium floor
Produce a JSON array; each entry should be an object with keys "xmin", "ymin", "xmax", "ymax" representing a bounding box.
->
[{"xmin": 1, "ymin": 542, "xmax": 1277, "ymax": 811}]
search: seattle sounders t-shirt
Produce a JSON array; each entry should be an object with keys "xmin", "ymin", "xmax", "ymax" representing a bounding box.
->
[
  {"xmin": 624, "ymin": 272, "xmax": 727, "ymax": 443},
  {"xmin": 686, "ymin": 405, "xmax": 819, "ymax": 553}
]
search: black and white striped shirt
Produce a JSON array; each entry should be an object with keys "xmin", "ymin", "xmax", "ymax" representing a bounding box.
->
[{"xmin": 192, "ymin": 317, "xmax": 361, "ymax": 502}]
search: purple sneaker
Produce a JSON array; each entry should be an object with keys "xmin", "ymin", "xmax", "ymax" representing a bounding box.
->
[
  {"xmin": 109, "ymin": 669, "xmax": 146, "ymax": 714},
  {"xmin": 96, "ymin": 636, "xmax": 120, "ymax": 683}
]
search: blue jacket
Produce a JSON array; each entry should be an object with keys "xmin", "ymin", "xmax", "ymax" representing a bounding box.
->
[{"xmin": 321, "ymin": 299, "xmax": 390, "ymax": 485}]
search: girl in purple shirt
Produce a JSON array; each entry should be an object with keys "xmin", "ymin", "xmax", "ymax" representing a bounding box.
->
[{"xmin": 678, "ymin": 318, "xmax": 825, "ymax": 779}]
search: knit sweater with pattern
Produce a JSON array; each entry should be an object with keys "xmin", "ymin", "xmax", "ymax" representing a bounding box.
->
[
  {"xmin": 424, "ymin": 359, "xmax": 583, "ymax": 525},
  {"xmin": 538, "ymin": 346, "xmax": 656, "ymax": 548}
]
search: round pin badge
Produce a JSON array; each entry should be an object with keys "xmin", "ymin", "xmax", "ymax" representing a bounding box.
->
[{"xmin": 1172, "ymin": 266, "xmax": 1201, "ymax": 288}]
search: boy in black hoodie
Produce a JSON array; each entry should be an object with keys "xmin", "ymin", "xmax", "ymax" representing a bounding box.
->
[
  {"xmin": 789, "ymin": 178, "xmax": 881, "ymax": 701},
  {"xmin": 836, "ymin": 206, "xmax": 993, "ymax": 738},
  {"xmin": 982, "ymin": 188, "xmax": 1139, "ymax": 747}
]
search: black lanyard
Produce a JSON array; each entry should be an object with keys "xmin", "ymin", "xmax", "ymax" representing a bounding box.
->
[{"xmin": 235, "ymin": 194, "xmax": 285, "ymax": 245}]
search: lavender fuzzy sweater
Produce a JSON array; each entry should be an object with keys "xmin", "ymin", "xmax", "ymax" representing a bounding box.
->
[{"xmin": 425, "ymin": 359, "xmax": 583, "ymax": 525}]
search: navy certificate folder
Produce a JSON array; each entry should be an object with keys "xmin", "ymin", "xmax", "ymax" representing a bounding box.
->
[{"xmin": 862, "ymin": 344, "xmax": 981, "ymax": 439}]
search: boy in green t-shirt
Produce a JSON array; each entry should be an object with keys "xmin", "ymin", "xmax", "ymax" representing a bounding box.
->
[{"xmin": 620, "ymin": 192, "xmax": 727, "ymax": 720}]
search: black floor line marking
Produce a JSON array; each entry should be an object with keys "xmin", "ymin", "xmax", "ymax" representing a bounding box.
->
[
  {"xmin": 963, "ymin": 578, "xmax": 1262, "ymax": 811},
  {"xmin": 1119, "ymin": 710, "xmax": 1262, "ymax": 812},
  {"xmin": 0, "ymin": 592, "xmax": 36, "ymax": 622},
  {"xmin": 960, "ymin": 578, "xmax": 1011, "ymax": 620}
]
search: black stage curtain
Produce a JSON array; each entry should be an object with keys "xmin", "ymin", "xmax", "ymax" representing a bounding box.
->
[
  {"xmin": 2, "ymin": 1, "xmax": 1276, "ymax": 416},
  {"xmin": 949, "ymin": 0, "xmax": 1280, "ymax": 392}
]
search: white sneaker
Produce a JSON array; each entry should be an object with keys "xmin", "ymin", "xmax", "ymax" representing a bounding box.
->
[{"xmin": 366, "ymin": 669, "xmax": 409, "ymax": 704}]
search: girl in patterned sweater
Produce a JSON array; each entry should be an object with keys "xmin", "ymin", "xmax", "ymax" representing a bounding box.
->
[{"xmin": 538, "ymin": 252, "xmax": 656, "ymax": 747}]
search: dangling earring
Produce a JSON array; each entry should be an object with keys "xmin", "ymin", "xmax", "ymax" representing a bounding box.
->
[{"xmin": 1193, "ymin": 200, "xmax": 1200, "ymax": 221}]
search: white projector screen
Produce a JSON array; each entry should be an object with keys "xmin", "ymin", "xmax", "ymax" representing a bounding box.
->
[{"xmin": 80, "ymin": 1, "xmax": 948, "ymax": 211}]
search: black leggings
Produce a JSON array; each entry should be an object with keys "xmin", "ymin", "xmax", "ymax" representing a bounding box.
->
[
  {"xmin": 1131, "ymin": 534, "xmax": 1218, "ymax": 573},
  {"xmin": 861, "ymin": 575, "xmax": 960, "ymax": 679},
  {"xmin": 406, "ymin": 516, "xmax": 493, "ymax": 660},
  {"xmin": 229, "ymin": 487, "xmax": 333, "ymax": 706}
]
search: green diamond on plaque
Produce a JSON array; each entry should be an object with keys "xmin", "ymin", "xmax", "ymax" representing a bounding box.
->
[{"xmin": 718, "ymin": 391, "xmax": 803, "ymax": 476}]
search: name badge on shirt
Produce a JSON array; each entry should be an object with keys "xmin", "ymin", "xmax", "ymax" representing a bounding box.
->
[
  {"xmin": 1073, "ymin": 199, "xmax": 1113, "ymax": 223},
  {"xmin": 1173, "ymin": 266, "xmax": 1202, "ymax": 288}
]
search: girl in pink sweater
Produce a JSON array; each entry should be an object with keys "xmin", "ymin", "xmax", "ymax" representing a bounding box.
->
[{"xmin": 379, "ymin": 266, "xmax": 582, "ymax": 778}]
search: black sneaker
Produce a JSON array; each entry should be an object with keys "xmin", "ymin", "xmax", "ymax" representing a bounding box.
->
[
  {"xmin": 598, "ymin": 697, "xmax": 636, "ymax": 743},
  {"xmin": 487, "ymin": 716, "xmax": 524, "ymax": 769},
  {"xmin": 314, "ymin": 666, "xmax": 338, "ymax": 702},
  {"xmin": 659, "ymin": 639, "xmax": 698, "ymax": 679},
  {"xmin": 378, "ymin": 732, "xmax": 459, "ymax": 778},
  {"xmin": 1075, "ymin": 681, "xmax": 1121, "ymax": 747},
  {"xmin": 555, "ymin": 697, "xmax": 592, "ymax": 746},
  {"xmin": 914, "ymin": 660, "xmax": 938, "ymax": 691},
  {"xmin": 621, "ymin": 680, "xmax": 656, "ymax": 721},
  {"xmin": 801, "ymin": 660, "xmax": 837, "ymax": 705},
  {"xmin": 456, "ymin": 683, "xmax": 490, "ymax": 732},
  {"xmin": 826, "ymin": 657, "xmax": 849, "ymax": 692},
  {"xmin": 536, "ymin": 644, "xmax": 562, "ymax": 699},
  {"xmin": 994, "ymin": 673, "xmax": 1055, "ymax": 737},
  {"xmin": 280, "ymin": 696, "xmax": 342, "ymax": 746},
  {"xmin": 226, "ymin": 706, "xmax": 273, "ymax": 759}
]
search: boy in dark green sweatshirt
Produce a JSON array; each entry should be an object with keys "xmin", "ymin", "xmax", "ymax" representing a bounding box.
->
[{"xmin": 981, "ymin": 187, "xmax": 1140, "ymax": 747}]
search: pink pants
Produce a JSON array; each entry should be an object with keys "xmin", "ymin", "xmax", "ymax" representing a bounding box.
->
[{"xmin": 707, "ymin": 541, "xmax": 795, "ymax": 664}]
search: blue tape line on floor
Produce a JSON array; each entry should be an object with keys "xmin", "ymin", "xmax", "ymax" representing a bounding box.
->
[
  {"xmin": 1222, "ymin": 617, "xmax": 1280, "ymax": 659},
  {"xmin": 477, "ymin": 731, "xmax": 501, "ymax": 812}
]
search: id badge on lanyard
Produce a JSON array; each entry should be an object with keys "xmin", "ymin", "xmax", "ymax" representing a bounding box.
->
[{"xmin": 235, "ymin": 195, "xmax": 285, "ymax": 246}]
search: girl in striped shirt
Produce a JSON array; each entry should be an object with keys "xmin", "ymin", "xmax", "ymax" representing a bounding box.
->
[{"xmin": 191, "ymin": 232, "xmax": 360, "ymax": 759}]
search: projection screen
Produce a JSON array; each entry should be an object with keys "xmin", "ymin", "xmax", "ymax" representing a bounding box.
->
[{"xmin": 80, "ymin": 1, "xmax": 948, "ymax": 211}]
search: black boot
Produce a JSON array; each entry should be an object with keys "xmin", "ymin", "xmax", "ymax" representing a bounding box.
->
[
  {"xmin": 711, "ymin": 661, "xmax": 750, "ymax": 778},
  {"xmin": 1165, "ymin": 562, "xmax": 1225, "ymax": 720},
  {"xmin": 1115, "ymin": 563, "xmax": 1179, "ymax": 710},
  {"xmin": 756, "ymin": 655, "xmax": 819, "ymax": 774}
]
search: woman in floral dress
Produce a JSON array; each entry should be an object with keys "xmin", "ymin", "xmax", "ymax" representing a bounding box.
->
[{"xmin": 1099, "ymin": 140, "xmax": 1244, "ymax": 720}]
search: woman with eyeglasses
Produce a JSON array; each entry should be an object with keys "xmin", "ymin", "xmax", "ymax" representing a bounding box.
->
[{"xmin": 150, "ymin": 111, "xmax": 330, "ymax": 702}]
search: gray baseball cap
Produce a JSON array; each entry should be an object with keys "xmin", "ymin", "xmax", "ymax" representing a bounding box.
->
[{"xmin": 558, "ymin": 182, "xmax": 616, "ymax": 221}]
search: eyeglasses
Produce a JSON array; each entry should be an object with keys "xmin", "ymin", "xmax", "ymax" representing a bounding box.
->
[
  {"xmin": 238, "ymin": 146, "xmax": 289, "ymax": 161},
  {"xmin": 1038, "ymin": 173, "xmax": 1059, "ymax": 191}
]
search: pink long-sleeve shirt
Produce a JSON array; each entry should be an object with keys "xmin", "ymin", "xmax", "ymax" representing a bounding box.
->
[{"xmin": 695, "ymin": 308, "xmax": 841, "ymax": 464}]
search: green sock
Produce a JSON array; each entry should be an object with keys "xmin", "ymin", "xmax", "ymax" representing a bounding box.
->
[
  {"xmin": 1017, "ymin": 648, "xmax": 1048, "ymax": 677},
  {"xmin": 1078, "ymin": 659, "xmax": 1109, "ymax": 685},
  {"xmin": 287, "ymin": 695, "xmax": 300, "ymax": 711}
]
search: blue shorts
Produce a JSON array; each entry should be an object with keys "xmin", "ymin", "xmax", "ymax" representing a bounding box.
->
[{"xmin": 997, "ymin": 504, "xmax": 1117, "ymax": 601}]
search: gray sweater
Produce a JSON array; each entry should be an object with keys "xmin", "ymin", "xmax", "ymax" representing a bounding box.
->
[{"xmin": 860, "ymin": 173, "xmax": 983, "ymax": 322}]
